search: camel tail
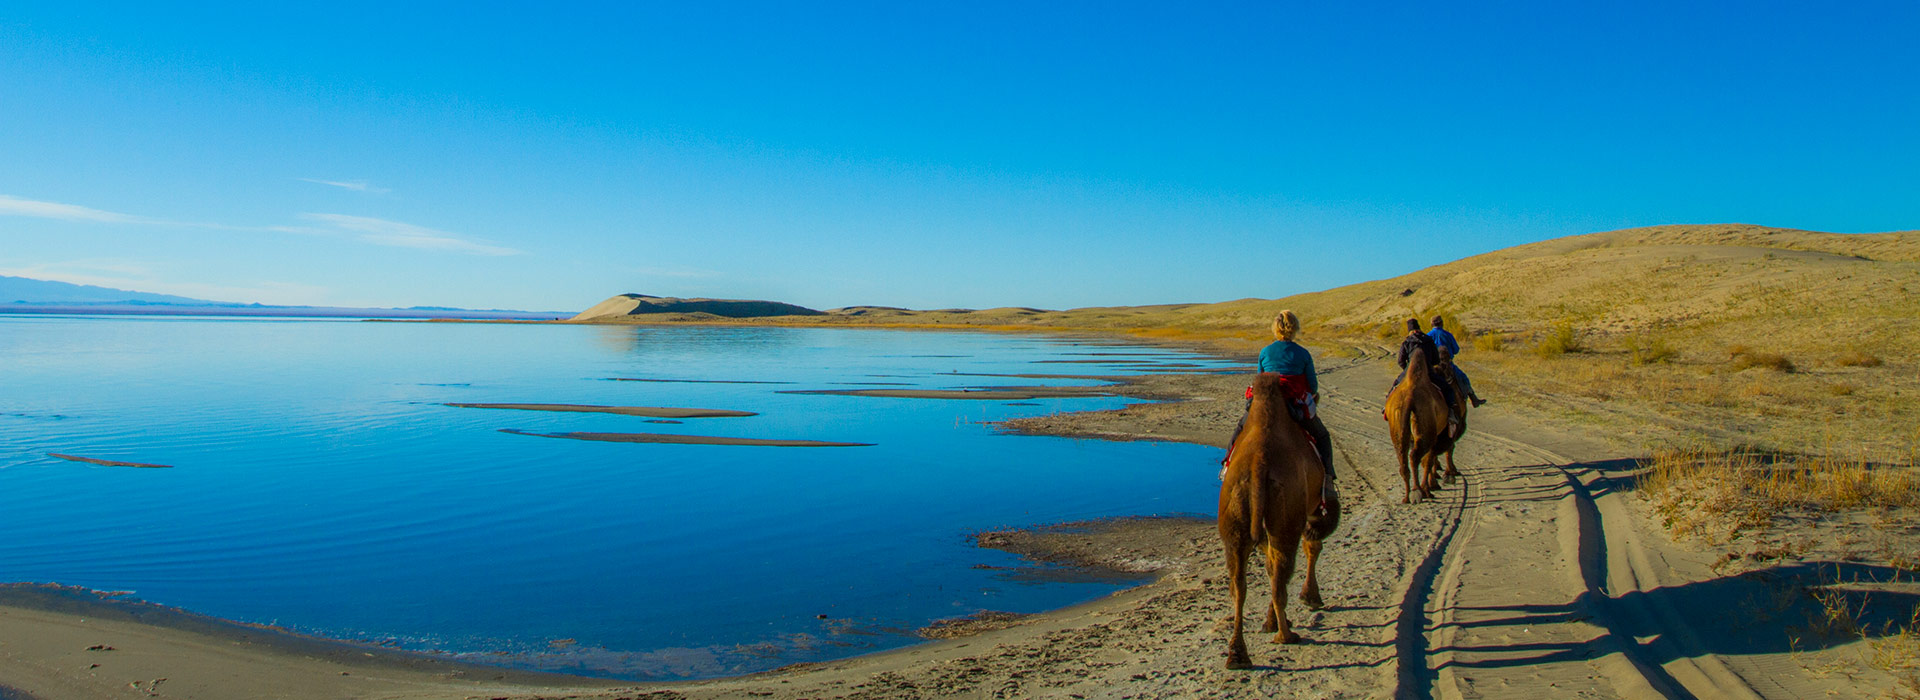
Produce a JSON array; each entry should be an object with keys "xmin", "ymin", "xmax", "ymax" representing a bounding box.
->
[{"xmin": 1248, "ymin": 447, "xmax": 1271, "ymax": 543}]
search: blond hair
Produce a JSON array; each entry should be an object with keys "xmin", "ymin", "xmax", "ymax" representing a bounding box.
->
[{"xmin": 1271, "ymin": 310, "xmax": 1300, "ymax": 341}]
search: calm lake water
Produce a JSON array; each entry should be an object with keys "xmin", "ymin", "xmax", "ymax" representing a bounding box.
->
[{"xmin": 0, "ymin": 316, "xmax": 1229, "ymax": 679}]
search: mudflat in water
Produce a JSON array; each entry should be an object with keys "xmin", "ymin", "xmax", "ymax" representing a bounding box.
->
[{"xmin": 0, "ymin": 316, "xmax": 1229, "ymax": 679}]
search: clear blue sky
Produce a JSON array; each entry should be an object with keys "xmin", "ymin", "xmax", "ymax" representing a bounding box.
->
[{"xmin": 2, "ymin": 2, "xmax": 1915, "ymax": 311}]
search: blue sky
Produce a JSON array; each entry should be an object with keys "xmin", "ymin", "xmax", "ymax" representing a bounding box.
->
[{"xmin": 1, "ymin": 2, "xmax": 1915, "ymax": 311}]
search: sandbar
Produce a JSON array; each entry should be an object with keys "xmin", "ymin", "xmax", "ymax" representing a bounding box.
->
[
  {"xmin": 604, "ymin": 377, "xmax": 793, "ymax": 384},
  {"xmin": 444, "ymin": 403, "xmax": 755, "ymax": 418},
  {"xmin": 47, "ymin": 453, "xmax": 171, "ymax": 469},
  {"xmin": 778, "ymin": 387, "xmax": 1112, "ymax": 400},
  {"xmin": 500, "ymin": 429, "xmax": 873, "ymax": 447}
]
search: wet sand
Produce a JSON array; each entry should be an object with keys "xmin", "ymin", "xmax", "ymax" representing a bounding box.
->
[{"xmin": 445, "ymin": 403, "xmax": 757, "ymax": 418}]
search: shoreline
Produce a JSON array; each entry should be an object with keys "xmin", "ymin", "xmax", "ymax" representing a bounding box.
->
[{"xmin": 0, "ymin": 329, "xmax": 1253, "ymax": 699}]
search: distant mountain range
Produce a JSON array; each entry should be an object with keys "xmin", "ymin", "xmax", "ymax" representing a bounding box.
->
[{"xmin": 0, "ymin": 276, "xmax": 568, "ymax": 320}]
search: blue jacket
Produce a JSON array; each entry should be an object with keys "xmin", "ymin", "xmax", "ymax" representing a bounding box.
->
[
  {"xmin": 1428, "ymin": 328, "xmax": 1459, "ymax": 357},
  {"xmin": 1257, "ymin": 340, "xmax": 1317, "ymax": 394}
]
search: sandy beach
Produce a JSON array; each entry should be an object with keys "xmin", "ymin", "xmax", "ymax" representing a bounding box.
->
[{"xmin": 3, "ymin": 336, "xmax": 1908, "ymax": 700}]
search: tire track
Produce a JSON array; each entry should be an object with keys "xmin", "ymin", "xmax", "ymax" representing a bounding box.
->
[
  {"xmin": 1455, "ymin": 428, "xmax": 1765, "ymax": 700},
  {"xmin": 1322, "ymin": 347, "xmax": 1762, "ymax": 700}
]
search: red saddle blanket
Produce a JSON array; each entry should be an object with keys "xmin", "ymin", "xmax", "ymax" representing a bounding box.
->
[
  {"xmin": 1247, "ymin": 374, "xmax": 1317, "ymax": 423},
  {"xmin": 1225, "ymin": 375, "xmax": 1318, "ymax": 470}
]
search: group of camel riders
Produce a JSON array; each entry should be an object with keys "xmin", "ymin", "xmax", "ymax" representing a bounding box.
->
[{"xmin": 1226, "ymin": 311, "xmax": 1488, "ymax": 502}]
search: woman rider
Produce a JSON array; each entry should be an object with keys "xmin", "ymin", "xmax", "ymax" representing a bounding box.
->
[{"xmin": 1226, "ymin": 310, "xmax": 1337, "ymax": 502}]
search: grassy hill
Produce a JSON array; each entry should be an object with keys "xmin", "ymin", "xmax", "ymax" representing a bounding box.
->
[{"xmin": 574, "ymin": 224, "xmax": 1920, "ymax": 457}]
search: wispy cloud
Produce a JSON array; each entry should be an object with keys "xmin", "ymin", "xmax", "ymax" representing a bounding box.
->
[
  {"xmin": 0, "ymin": 195, "xmax": 152, "ymax": 224},
  {"xmin": 300, "ymin": 213, "xmax": 522, "ymax": 256},
  {"xmin": 0, "ymin": 194, "xmax": 522, "ymax": 257},
  {"xmin": 298, "ymin": 178, "xmax": 392, "ymax": 195}
]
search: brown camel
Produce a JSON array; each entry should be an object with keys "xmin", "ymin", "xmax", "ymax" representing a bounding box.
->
[
  {"xmin": 1385, "ymin": 344, "xmax": 1449, "ymax": 503},
  {"xmin": 1218, "ymin": 373, "xmax": 1342, "ymax": 670}
]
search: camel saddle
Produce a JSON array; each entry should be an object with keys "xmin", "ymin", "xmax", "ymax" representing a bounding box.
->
[{"xmin": 1235, "ymin": 375, "xmax": 1319, "ymax": 455}]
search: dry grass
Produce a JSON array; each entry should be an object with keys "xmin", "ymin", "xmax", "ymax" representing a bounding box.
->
[
  {"xmin": 1628, "ymin": 335, "xmax": 1676, "ymax": 365},
  {"xmin": 1873, "ymin": 608, "xmax": 1920, "ymax": 699},
  {"xmin": 1637, "ymin": 447, "xmax": 1920, "ymax": 544},
  {"xmin": 1730, "ymin": 346, "xmax": 1796, "ymax": 373},
  {"xmin": 1839, "ymin": 349, "xmax": 1886, "ymax": 368},
  {"xmin": 1474, "ymin": 333, "xmax": 1508, "ymax": 352}
]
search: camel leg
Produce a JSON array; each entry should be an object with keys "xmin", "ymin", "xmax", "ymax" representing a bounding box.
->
[
  {"xmin": 1422, "ymin": 452, "xmax": 1441, "ymax": 498},
  {"xmin": 1405, "ymin": 437, "xmax": 1420, "ymax": 502},
  {"xmin": 1261, "ymin": 543, "xmax": 1279, "ymax": 632},
  {"xmin": 1224, "ymin": 537, "xmax": 1251, "ymax": 669},
  {"xmin": 1300, "ymin": 537, "xmax": 1324, "ymax": 610},
  {"xmin": 1420, "ymin": 446, "xmax": 1436, "ymax": 494},
  {"xmin": 1444, "ymin": 449, "xmax": 1460, "ymax": 484},
  {"xmin": 1265, "ymin": 540, "xmax": 1301, "ymax": 644}
]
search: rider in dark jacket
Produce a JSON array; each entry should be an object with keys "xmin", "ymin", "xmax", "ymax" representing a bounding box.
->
[{"xmin": 1389, "ymin": 318, "xmax": 1460, "ymax": 430}]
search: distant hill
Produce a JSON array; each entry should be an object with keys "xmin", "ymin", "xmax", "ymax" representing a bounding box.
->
[
  {"xmin": 0, "ymin": 275, "xmax": 568, "ymax": 320},
  {"xmin": 568, "ymin": 223, "xmax": 1920, "ymax": 457},
  {"xmin": 568, "ymin": 223, "xmax": 1920, "ymax": 358},
  {"xmin": 0, "ymin": 276, "xmax": 217, "ymax": 305},
  {"xmin": 571, "ymin": 294, "xmax": 825, "ymax": 321}
]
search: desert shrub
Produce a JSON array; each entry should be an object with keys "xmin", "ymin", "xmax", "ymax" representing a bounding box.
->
[
  {"xmin": 1374, "ymin": 322, "xmax": 1403, "ymax": 340},
  {"xmin": 1830, "ymin": 383, "xmax": 1856, "ymax": 397},
  {"xmin": 1638, "ymin": 447, "xmax": 1920, "ymax": 542},
  {"xmin": 1730, "ymin": 347, "xmax": 1795, "ymax": 373},
  {"xmin": 1837, "ymin": 350, "xmax": 1883, "ymax": 367},
  {"xmin": 1628, "ymin": 336, "xmax": 1676, "ymax": 365},
  {"xmin": 1533, "ymin": 321, "xmax": 1582, "ymax": 358},
  {"xmin": 1474, "ymin": 333, "xmax": 1507, "ymax": 352}
]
